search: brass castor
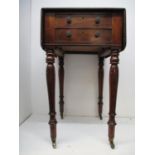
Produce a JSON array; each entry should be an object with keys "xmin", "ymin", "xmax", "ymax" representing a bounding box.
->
[
  {"xmin": 52, "ymin": 141, "xmax": 56, "ymax": 149},
  {"xmin": 109, "ymin": 140, "xmax": 115, "ymax": 149}
]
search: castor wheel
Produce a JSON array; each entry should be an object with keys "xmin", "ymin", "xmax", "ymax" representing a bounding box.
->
[
  {"xmin": 52, "ymin": 141, "xmax": 56, "ymax": 149},
  {"xmin": 109, "ymin": 140, "xmax": 115, "ymax": 149}
]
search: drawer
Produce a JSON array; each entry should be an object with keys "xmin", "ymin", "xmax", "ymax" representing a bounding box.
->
[
  {"xmin": 55, "ymin": 29, "xmax": 112, "ymax": 44},
  {"xmin": 55, "ymin": 14, "xmax": 112, "ymax": 28}
]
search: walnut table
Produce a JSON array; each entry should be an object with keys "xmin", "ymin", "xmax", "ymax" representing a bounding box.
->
[{"xmin": 41, "ymin": 8, "xmax": 126, "ymax": 149}]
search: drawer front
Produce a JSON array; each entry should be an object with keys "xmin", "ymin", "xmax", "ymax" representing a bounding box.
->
[
  {"xmin": 55, "ymin": 29, "xmax": 112, "ymax": 44},
  {"xmin": 55, "ymin": 14, "xmax": 112, "ymax": 28}
]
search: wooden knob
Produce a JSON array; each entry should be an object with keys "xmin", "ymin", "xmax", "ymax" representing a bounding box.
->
[
  {"xmin": 66, "ymin": 31, "xmax": 72, "ymax": 38},
  {"xmin": 95, "ymin": 16, "xmax": 100, "ymax": 24},
  {"xmin": 95, "ymin": 31, "xmax": 100, "ymax": 38},
  {"xmin": 66, "ymin": 16, "xmax": 72, "ymax": 24}
]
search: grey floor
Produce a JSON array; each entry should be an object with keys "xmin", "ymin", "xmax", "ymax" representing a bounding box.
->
[{"xmin": 19, "ymin": 115, "xmax": 134, "ymax": 155}]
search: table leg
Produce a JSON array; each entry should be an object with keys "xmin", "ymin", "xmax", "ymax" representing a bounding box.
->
[
  {"xmin": 58, "ymin": 56, "xmax": 64, "ymax": 119},
  {"xmin": 108, "ymin": 51, "xmax": 119, "ymax": 149},
  {"xmin": 98, "ymin": 56, "xmax": 104, "ymax": 120},
  {"xmin": 46, "ymin": 52, "xmax": 57, "ymax": 148}
]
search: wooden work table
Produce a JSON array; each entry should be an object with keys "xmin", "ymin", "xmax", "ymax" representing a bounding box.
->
[{"xmin": 41, "ymin": 8, "xmax": 126, "ymax": 149}]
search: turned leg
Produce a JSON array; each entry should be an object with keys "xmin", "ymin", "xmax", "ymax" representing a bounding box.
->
[
  {"xmin": 98, "ymin": 56, "xmax": 104, "ymax": 120},
  {"xmin": 108, "ymin": 51, "xmax": 119, "ymax": 149},
  {"xmin": 46, "ymin": 52, "xmax": 57, "ymax": 148},
  {"xmin": 58, "ymin": 56, "xmax": 64, "ymax": 119}
]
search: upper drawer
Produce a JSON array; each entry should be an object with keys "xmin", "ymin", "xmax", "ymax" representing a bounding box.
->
[{"xmin": 55, "ymin": 14, "xmax": 112, "ymax": 28}]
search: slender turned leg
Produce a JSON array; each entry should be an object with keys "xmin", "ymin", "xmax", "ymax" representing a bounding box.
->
[
  {"xmin": 58, "ymin": 56, "xmax": 64, "ymax": 119},
  {"xmin": 98, "ymin": 57, "xmax": 104, "ymax": 120},
  {"xmin": 108, "ymin": 51, "xmax": 119, "ymax": 149},
  {"xmin": 46, "ymin": 52, "xmax": 57, "ymax": 148}
]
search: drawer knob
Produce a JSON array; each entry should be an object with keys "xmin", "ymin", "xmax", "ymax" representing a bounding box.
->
[
  {"xmin": 66, "ymin": 31, "xmax": 72, "ymax": 38},
  {"xmin": 95, "ymin": 16, "xmax": 100, "ymax": 24},
  {"xmin": 95, "ymin": 32, "xmax": 100, "ymax": 38},
  {"xmin": 66, "ymin": 16, "xmax": 72, "ymax": 24}
]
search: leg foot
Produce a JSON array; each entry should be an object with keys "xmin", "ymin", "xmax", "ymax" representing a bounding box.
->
[
  {"xmin": 59, "ymin": 101, "xmax": 64, "ymax": 119},
  {"xmin": 60, "ymin": 109, "xmax": 64, "ymax": 119},
  {"xmin": 99, "ymin": 113, "xmax": 103, "ymax": 120},
  {"xmin": 52, "ymin": 140, "xmax": 56, "ymax": 149},
  {"xmin": 109, "ymin": 139, "xmax": 115, "ymax": 149}
]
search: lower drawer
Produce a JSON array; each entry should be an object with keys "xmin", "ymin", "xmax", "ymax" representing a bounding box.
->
[{"xmin": 55, "ymin": 29, "xmax": 112, "ymax": 44}]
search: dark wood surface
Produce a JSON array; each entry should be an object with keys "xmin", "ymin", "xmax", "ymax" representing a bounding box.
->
[
  {"xmin": 41, "ymin": 8, "xmax": 126, "ymax": 149},
  {"xmin": 55, "ymin": 14, "xmax": 112, "ymax": 28},
  {"xmin": 41, "ymin": 8, "xmax": 126, "ymax": 56},
  {"xmin": 98, "ymin": 57, "xmax": 104, "ymax": 120},
  {"xmin": 58, "ymin": 56, "xmax": 64, "ymax": 119},
  {"xmin": 108, "ymin": 50, "xmax": 119, "ymax": 149},
  {"xmin": 46, "ymin": 52, "xmax": 57, "ymax": 148},
  {"xmin": 55, "ymin": 29, "xmax": 112, "ymax": 44}
]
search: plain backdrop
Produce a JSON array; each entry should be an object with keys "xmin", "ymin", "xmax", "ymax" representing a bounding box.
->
[
  {"xmin": 19, "ymin": 0, "xmax": 135, "ymax": 124},
  {"xmin": 19, "ymin": 0, "xmax": 31, "ymax": 123}
]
